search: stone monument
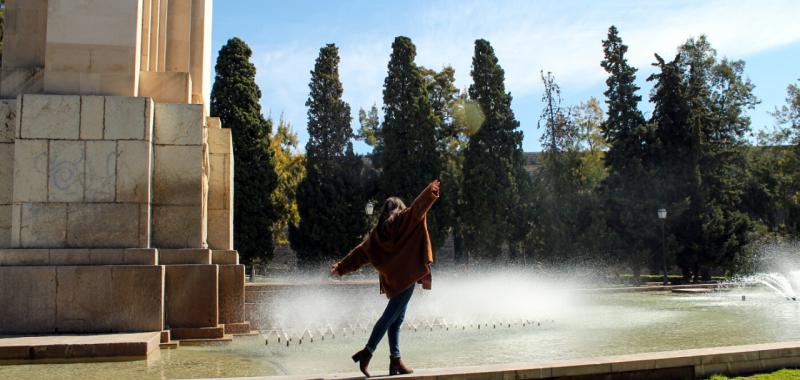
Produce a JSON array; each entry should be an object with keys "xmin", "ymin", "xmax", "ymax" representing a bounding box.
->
[{"xmin": 0, "ymin": 0, "xmax": 249, "ymax": 358}]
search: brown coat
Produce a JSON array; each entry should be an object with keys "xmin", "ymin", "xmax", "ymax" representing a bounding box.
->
[{"xmin": 335, "ymin": 183, "xmax": 439, "ymax": 298}]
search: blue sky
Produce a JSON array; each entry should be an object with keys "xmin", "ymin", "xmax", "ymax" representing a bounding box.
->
[{"xmin": 211, "ymin": 0, "xmax": 800, "ymax": 153}]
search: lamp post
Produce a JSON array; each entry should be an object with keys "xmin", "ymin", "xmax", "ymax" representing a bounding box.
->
[
  {"xmin": 658, "ymin": 208, "xmax": 668, "ymax": 285},
  {"xmin": 365, "ymin": 201, "xmax": 375, "ymax": 216}
]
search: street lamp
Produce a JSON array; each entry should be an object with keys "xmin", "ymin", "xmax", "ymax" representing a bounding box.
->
[
  {"xmin": 365, "ymin": 201, "xmax": 376, "ymax": 216},
  {"xmin": 657, "ymin": 208, "xmax": 668, "ymax": 285}
]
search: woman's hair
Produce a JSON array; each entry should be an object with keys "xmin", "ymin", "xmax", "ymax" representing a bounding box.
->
[{"xmin": 377, "ymin": 196, "xmax": 407, "ymax": 227}]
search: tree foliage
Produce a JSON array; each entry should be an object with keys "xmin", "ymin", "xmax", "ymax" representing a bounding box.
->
[
  {"xmin": 290, "ymin": 44, "xmax": 370, "ymax": 268},
  {"xmin": 461, "ymin": 39, "xmax": 528, "ymax": 261},
  {"xmin": 378, "ymin": 36, "xmax": 442, "ymax": 238},
  {"xmin": 270, "ymin": 116, "xmax": 305, "ymax": 245},
  {"xmin": 599, "ymin": 26, "xmax": 657, "ymax": 277},
  {"xmin": 210, "ymin": 37, "xmax": 279, "ymax": 263}
]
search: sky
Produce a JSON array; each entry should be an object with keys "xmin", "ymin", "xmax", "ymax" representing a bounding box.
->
[{"xmin": 211, "ymin": 0, "xmax": 800, "ymax": 154}]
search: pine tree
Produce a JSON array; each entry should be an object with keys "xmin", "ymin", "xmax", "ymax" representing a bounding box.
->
[
  {"xmin": 461, "ymin": 39, "xmax": 527, "ymax": 261},
  {"xmin": 599, "ymin": 26, "xmax": 656, "ymax": 279},
  {"xmin": 290, "ymin": 43, "xmax": 369, "ymax": 268},
  {"xmin": 378, "ymin": 36, "xmax": 441, "ymax": 224},
  {"xmin": 210, "ymin": 37, "xmax": 278, "ymax": 263},
  {"xmin": 677, "ymin": 37, "xmax": 757, "ymax": 280}
]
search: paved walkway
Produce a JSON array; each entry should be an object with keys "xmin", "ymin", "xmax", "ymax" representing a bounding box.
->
[{"xmin": 186, "ymin": 340, "xmax": 800, "ymax": 380}]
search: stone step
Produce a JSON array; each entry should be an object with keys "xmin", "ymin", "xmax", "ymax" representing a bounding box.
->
[
  {"xmin": 169, "ymin": 326, "xmax": 224, "ymax": 340},
  {"xmin": 223, "ymin": 321, "xmax": 252, "ymax": 335},
  {"xmin": 159, "ymin": 341, "xmax": 179, "ymax": 349},
  {"xmin": 0, "ymin": 332, "xmax": 160, "ymax": 361},
  {"xmin": 177, "ymin": 334, "xmax": 233, "ymax": 346}
]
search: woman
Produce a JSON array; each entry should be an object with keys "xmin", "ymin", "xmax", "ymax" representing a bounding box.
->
[{"xmin": 331, "ymin": 179, "xmax": 440, "ymax": 377}]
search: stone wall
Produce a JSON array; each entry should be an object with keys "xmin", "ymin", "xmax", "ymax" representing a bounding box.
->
[
  {"xmin": 10, "ymin": 94, "xmax": 153, "ymax": 248},
  {"xmin": 0, "ymin": 264, "xmax": 164, "ymax": 334},
  {"xmin": 206, "ymin": 117, "xmax": 233, "ymax": 250},
  {"xmin": 152, "ymin": 103, "xmax": 207, "ymax": 248}
]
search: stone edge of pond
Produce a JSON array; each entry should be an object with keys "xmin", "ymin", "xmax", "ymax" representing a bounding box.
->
[
  {"xmin": 188, "ymin": 340, "xmax": 800, "ymax": 380},
  {"xmin": 244, "ymin": 281, "xmax": 728, "ymax": 293}
]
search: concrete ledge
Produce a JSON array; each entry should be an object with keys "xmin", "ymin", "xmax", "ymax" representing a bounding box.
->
[
  {"xmin": 212, "ymin": 249, "xmax": 239, "ymax": 265},
  {"xmin": 159, "ymin": 248, "xmax": 211, "ymax": 264},
  {"xmin": 0, "ymin": 248, "xmax": 157, "ymax": 266},
  {"xmin": 196, "ymin": 341, "xmax": 800, "ymax": 380},
  {"xmin": 0, "ymin": 332, "xmax": 160, "ymax": 361}
]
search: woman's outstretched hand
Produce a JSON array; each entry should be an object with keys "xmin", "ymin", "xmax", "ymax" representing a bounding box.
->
[
  {"xmin": 430, "ymin": 179, "xmax": 440, "ymax": 196},
  {"xmin": 330, "ymin": 262, "xmax": 341, "ymax": 277}
]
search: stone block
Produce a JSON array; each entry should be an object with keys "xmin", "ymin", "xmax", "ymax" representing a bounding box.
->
[
  {"xmin": 80, "ymin": 96, "xmax": 105, "ymax": 140},
  {"xmin": 48, "ymin": 140, "xmax": 85, "ymax": 202},
  {"xmin": 154, "ymin": 103, "xmax": 204, "ymax": 145},
  {"xmin": 219, "ymin": 264, "xmax": 246, "ymax": 324},
  {"xmin": 0, "ymin": 228, "xmax": 10, "ymax": 248},
  {"xmin": 207, "ymin": 126, "xmax": 232, "ymax": 154},
  {"xmin": 19, "ymin": 94, "xmax": 80, "ymax": 139},
  {"xmin": 110, "ymin": 265, "xmax": 165, "ymax": 332},
  {"xmin": 18, "ymin": 203, "xmax": 67, "ymax": 248},
  {"xmin": 116, "ymin": 140, "xmax": 152, "ymax": 203},
  {"xmin": 123, "ymin": 248, "xmax": 158, "ymax": 265},
  {"xmin": 0, "ymin": 100, "xmax": 17, "ymax": 142},
  {"xmin": 44, "ymin": 44, "xmax": 91, "ymax": 72},
  {"xmin": 47, "ymin": 248, "xmax": 93, "ymax": 265},
  {"xmin": 152, "ymin": 205, "xmax": 204, "ymax": 248},
  {"xmin": 139, "ymin": 203, "xmax": 151, "ymax": 248},
  {"xmin": 170, "ymin": 326, "xmax": 224, "ymax": 340},
  {"xmin": 165, "ymin": 264, "xmax": 218, "ymax": 328},
  {"xmin": 159, "ymin": 248, "xmax": 211, "ymax": 264},
  {"xmin": 66, "ymin": 203, "xmax": 141, "ymax": 248},
  {"xmin": 104, "ymin": 97, "xmax": 152, "ymax": 140},
  {"xmin": 207, "ymin": 209, "xmax": 233, "ymax": 250},
  {"xmin": 56, "ymin": 266, "xmax": 114, "ymax": 333},
  {"xmin": 0, "ymin": 266, "xmax": 56, "ymax": 334},
  {"xmin": 207, "ymin": 117, "xmax": 221, "ymax": 129},
  {"xmin": 212, "ymin": 250, "xmax": 239, "ymax": 265},
  {"xmin": 139, "ymin": 71, "xmax": 192, "ymax": 104},
  {"xmin": 12, "ymin": 139, "xmax": 48, "ymax": 202},
  {"xmin": 85, "ymin": 140, "xmax": 117, "ymax": 202},
  {"xmin": 208, "ymin": 154, "xmax": 226, "ymax": 209},
  {"xmin": 0, "ymin": 249, "xmax": 50, "ymax": 265},
  {"xmin": 0, "ymin": 143, "xmax": 14, "ymax": 204},
  {"xmin": 10, "ymin": 204, "xmax": 21, "ymax": 246},
  {"xmin": 0, "ymin": 67, "xmax": 44, "ymax": 99},
  {"xmin": 153, "ymin": 144, "xmax": 204, "ymax": 205}
]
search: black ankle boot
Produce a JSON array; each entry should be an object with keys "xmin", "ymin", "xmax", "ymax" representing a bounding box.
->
[
  {"xmin": 351, "ymin": 348, "xmax": 373, "ymax": 377},
  {"xmin": 390, "ymin": 356, "xmax": 413, "ymax": 375}
]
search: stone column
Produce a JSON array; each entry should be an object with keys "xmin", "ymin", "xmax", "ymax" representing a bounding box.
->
[
  {"xmin": 0, "ymin": 0, "xmax": 48, "ymax": 98},
  {"xmin": 190, "ymin": 0, "xmax": 213, "ymax": 107},
  {"xmin": 165, "ymin": 0, "xmax": 192, "ymax": 73}
]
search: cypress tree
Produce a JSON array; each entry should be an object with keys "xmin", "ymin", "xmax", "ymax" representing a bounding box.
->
[
  {"xmin": 210, "ymin": 37, "xmax": 278, "ymax": 263},
  {"xmin": 290, "ymin": 43, "xmax": 369, "ymax": 268},
  {"xmin": 599, "ymin": 26, "xmax": 656, "ymax": 278},
  {"xmin": 379, "ymin": 36, "xmax": 441, "ymax": 226},
  {"xmin": 461, "ymin": 39, "xmax": 527, "ymax": 261}
]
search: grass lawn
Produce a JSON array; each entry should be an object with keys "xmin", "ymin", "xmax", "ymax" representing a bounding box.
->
[{"xmin": 709, "ymin": 369, "xmax": 800, "ymax": 379}]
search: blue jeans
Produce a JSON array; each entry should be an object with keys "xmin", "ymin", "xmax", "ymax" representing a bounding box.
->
[{"xmin": 365, "ymin": 284, "xmax": 414, "ymax": 358}]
